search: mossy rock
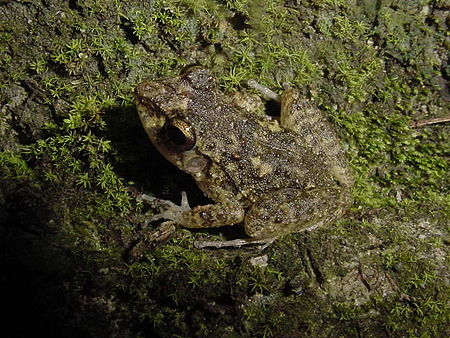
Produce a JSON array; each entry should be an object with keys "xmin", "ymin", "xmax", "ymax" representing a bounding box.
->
[{"xmin": 1, "ymin": 0, "xmax": 448, "ymax": 337}]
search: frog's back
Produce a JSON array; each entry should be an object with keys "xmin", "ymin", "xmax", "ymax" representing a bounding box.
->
[
  {"xmin": 191, "ymin": 106, "xmax": 336, "ymax": 200},
  {"xmin": 186, "ymin": 81, "xmax": 353, "ymax": 202}
]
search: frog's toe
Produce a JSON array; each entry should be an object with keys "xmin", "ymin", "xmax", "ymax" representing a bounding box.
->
[
  {"xmin": 139, "ymin": 192, "xmax": 192, "ymax": 223},
  {"xmin": 137, "ymin": 194, "xmax": 175, "ymax": 208}
]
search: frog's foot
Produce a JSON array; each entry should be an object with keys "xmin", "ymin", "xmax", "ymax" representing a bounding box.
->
[
  {"xmin": 126, "ymin": 221, "xmax": 176, "ymax": 262},
  {"xmin": 193, "ymin": 237, "xmax": 275, "ymax": 250},
  {"xmin": 137, "ymin": 191, "xmax": 191, "ymax": 224}
]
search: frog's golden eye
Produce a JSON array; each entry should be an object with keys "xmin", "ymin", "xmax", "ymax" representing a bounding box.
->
[{"xmin": 161, "ymin": 119, "xmax": 195, "ymax": 152}]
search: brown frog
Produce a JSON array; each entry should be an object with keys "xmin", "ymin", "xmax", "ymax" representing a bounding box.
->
[{"xmin": 134, "ymin": 67, "xmax": 353, "ymax": 241}]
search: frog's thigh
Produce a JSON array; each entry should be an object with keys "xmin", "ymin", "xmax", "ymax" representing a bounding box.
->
[
  {"xmin": 280, "ymin": 89, "xmax": 322, "ymax": 134},
  {"xmin": 244, "ymin": 187, "xmax": 345, "ymax": 239},
  {"xmin": 181, "ymin": 199, "xmax": 245, "ymax": 229}
]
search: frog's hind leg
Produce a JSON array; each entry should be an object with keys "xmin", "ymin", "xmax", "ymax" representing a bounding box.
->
[
  {"xmin": 280, "ymin": 89, "xmax": 354, "ymax": 188},
  {"xmin": 244, "ymin": 187, "xmax": 348, "ymax": 239},
  {"xmin": 280, "ymin": 88, "xmax": 334, "ymax": 135}
]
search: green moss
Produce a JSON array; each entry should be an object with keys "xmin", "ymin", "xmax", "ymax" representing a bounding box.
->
[
  {"xmin": 385, "ymin": 268, "xmax": 449, "ymax": 336},
  {"xmin": 0, "ymin": 150, "xmax": 35, "ymax": 180},
  {"xmin": 24, "ymin": 95, "xmax": 132, "ymax": 214}
]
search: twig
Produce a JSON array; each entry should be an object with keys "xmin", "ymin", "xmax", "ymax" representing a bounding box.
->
[
  {"xmin": 410, "ymin": 116, "xmax": 450, "ymax": 128},
  {"xmin": 194, "ymin": 237, "xmax": 275, "ymax": 249}
]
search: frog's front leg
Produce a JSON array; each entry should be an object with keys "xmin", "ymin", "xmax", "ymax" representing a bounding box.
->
[
  {"xmin": 244, "ymin": 186, "xmax": 349, "ymax": 239},
  {"xmin": 140, "ymin": 191, "xmax": 245, "ymax": 229}
]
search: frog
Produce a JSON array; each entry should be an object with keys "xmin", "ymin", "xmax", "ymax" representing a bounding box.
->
[{"xmin": 134, "ymin": 67, "xmax": 354, "ymax": 242}]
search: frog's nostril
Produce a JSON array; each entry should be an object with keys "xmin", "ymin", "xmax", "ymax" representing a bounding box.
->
[
  {"xmin": 136, "ymin": 83, "xmax": 149, "ymax": 96},
  {"xmin": 135, "ymin": 84, "xmax": 143, "ymax": 97},
  {"xmin": 136, "ymin": 82, "xmax": 168, "ymax": 100}
]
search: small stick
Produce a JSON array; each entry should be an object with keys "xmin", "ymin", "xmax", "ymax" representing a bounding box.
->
[
  {"xmin": 410, "ymin": 116, "xmax": 450, "ymax": 128},
  {"xmin": 194, "ymin": 237, "xmax": 275, "ymax": 249},
  {"xmin": 247, "ymin": 79, "xmax": 280, "ymax": 101}
]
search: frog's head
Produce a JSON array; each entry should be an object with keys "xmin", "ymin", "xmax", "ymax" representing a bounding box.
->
[{"xmin": 135, "ymin": 67, "xmax": 217, "ymax": 180}]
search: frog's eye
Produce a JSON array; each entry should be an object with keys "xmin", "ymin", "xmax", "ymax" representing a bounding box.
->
[{"xmin": 161, "ymin": 119, "xmax": 195, "ymax": 152}]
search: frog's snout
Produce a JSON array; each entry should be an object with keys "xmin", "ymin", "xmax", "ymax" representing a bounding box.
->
[
  {"xmin": 135, "ymin": 82, "xmax": 157, "ymax": 102},
  {"xmin": 135, "ymin": 82, "xmax": 177, "ymax": 107}
]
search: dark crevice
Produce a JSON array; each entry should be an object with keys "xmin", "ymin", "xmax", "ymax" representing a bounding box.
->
[
  {"xmin": 265, "ymin": 99, "xmax": 281, "ymax": 117},
  {"xmin": 68, "ymin": 0, "xmax": 83, "ymax": 13},
  {"xmin": 228, "ymin": 13, "xmax": 251, "ymax": 30},
  {"xmin": 94, "ymin": 54, "xmax": 109, "ymax": 78},
  {"xmin": 119, "ymin": 16, "xmax": 139, "ymax": 45},
  {"xmin": 306, "ymin": 245, "xmax": 324, "ymax": 285},
  {"xmin": 47, "ymin": 59, "xmax": 70, "ymax": 77}
]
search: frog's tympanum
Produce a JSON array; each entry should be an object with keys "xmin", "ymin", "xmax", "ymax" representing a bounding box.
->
[{"xmin": 135, "ymin": 67, "xmax": 353, "ymax": 240}]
